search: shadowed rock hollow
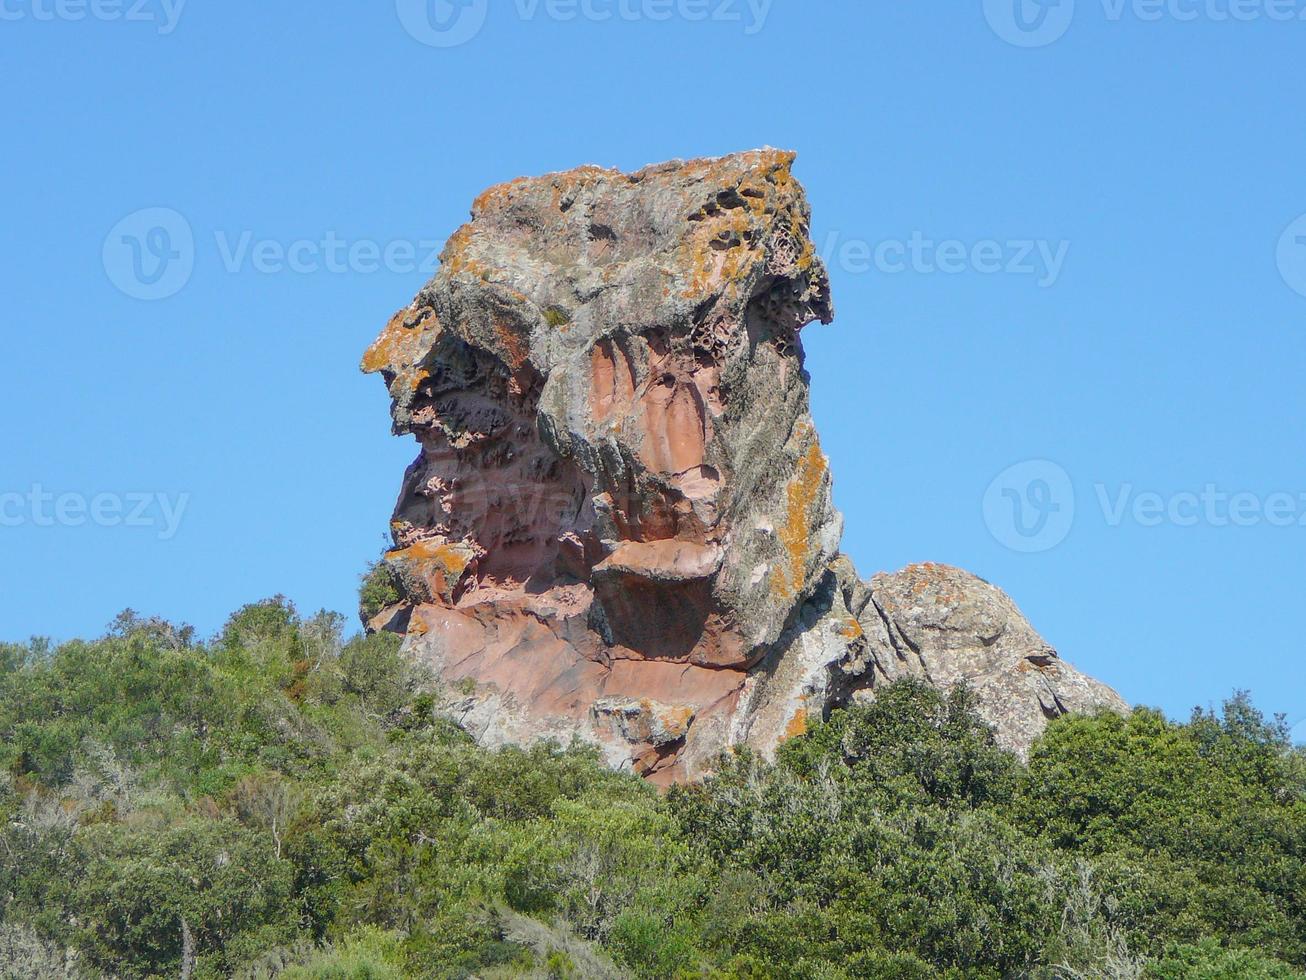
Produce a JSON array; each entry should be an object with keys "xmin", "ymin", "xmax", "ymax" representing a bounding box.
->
[{"xmin": 362, "ymin": 150, "xmax": 1125, "ymax": 783}]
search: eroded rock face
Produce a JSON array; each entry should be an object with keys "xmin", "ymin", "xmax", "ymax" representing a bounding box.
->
[{"xmin": 363, "ymin": 150, "xmax": 1124, "ymax": 781}]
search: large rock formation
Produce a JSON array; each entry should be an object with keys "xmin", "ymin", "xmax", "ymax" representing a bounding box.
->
[{"xmin": 362, "ymin": 150, "xmax": 1125, "ymax": 782}]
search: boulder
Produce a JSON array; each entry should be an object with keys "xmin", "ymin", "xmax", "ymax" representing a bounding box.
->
[{"xmin": 362, "ymin": 150, "xmax": 1124, "ymax": 781}]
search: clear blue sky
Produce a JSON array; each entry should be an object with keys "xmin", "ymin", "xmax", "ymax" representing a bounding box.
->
[{"xmin": 3, "ymin": 1, "xmax": 1304, "ymax": 736}]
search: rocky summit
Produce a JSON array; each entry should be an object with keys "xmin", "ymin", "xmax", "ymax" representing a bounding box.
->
[{"xmin": 362, "ymin": 150, "xmax": 1125, "ymax": 783}]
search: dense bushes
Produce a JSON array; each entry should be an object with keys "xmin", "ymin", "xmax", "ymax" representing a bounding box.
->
[{"xmin": 0, "ymin": 602, "xmax": 1302, "ymax": 978}]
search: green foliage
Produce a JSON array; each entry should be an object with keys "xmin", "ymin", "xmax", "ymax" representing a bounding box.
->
[
  {"xmin": 71, "ymin": 816, "xmax": 297, "ymax": 978},
  {"xmin": 0, "ymin": 610, "xmax": 1302, "ymax": 978},
  {"xmin": 1146, "ymin": 939, "xmax": 1302, "ymax": 979},
  {"xmin": 278, "ymin": 927, "xmax": 406, "ymax": 980},
  {"xmin": 1017, "ymin": 699, "xmax": 1306, "ymax": 963},
  {"xmin": 358, "ymin": 562, "xmax": 403, "ymax": 626}
]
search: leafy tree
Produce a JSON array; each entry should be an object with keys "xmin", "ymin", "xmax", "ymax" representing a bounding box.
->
[{"xmin": 0, "ymin": 604, "xmax": 1303, "ymax": 978}]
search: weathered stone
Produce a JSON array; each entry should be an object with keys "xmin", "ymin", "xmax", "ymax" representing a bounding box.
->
[
  {"xmin": 738, "ymin": 561, "xmax": 1128, "ymax": 759},
  {"xmin": 363, "ymin": 150, "xmax": 1125, "ymax": 780}
]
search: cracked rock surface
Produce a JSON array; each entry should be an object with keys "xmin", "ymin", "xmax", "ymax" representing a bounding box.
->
[{"xmin": 363, "ymin": 150, "xmax": 1125, "ymax": 782}]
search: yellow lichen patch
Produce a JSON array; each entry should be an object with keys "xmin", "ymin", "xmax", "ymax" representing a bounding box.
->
[
  {"xmin": 681, "ymin": 207, "xmax": 764, "ymax": 305},
  {"xmin": 673, "ymin": 152, "xmax": 813, "ymax": 308},
  {"xmin": 472, "ymin": 175, "xmax": 533, "ymax": 217},
  {"xmin": 783, "ymin": 706, "xmax": 809, "ymax": 741},
  {"xmin": 386, "ymin": 540, "xmax": 478, "ymax": 607},
  {"xmin": 658, "ymin": 705, "xmax": 696, "ymax": 740},
  {"xmin": 840, "ymin": 616, "xmax": 864, "ymax": 640},
  {"xmin": 440, "ymin": 224, "xmax": 477, "ymax": 275},
  {"xmin": 439, "ymin": 226, "xmax": 531, "ymax": 305},
  {"xmin": 475, "ymin": 165, "xmax": 618, "ymax": 218},
  {"xmin": 361, "ymin": 306, "xmax": 435, "ymax": 375},
  {"xmin": 675, "ymin": 149, "xmax": 797, "ymax": 186},
  {"xmin": 387, "ymin": 540, "xmax": 475, "ymax": 578},
  {"xmin": 790, "ymin": 212, "xmax": 817, "ymax": 273},
  {"xmin": 772, "ymin": 432, "xmax": 828, "ymax": 601}
]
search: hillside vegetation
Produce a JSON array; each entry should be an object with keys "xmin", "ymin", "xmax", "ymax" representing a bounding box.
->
[{"xmin": 0, "ymin": 600, "xmax": 1303, "ymax": 978}]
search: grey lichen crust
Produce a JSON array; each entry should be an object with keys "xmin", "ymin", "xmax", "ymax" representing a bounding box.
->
[{"xmin": 363, "ymin": 150, "xmax": 1126, "ymax": 782}]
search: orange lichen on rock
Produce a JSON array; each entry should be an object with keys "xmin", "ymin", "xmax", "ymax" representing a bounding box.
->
[
  {"xmin": 783, "ymin": 706, "xmax": 809, "ymax": 740},
  {"xmin": 682, "ymin": 208, "xmax": 764, "ymax": 304},
  {"xmin": 491, "ymin": 318, "xmax": 531, "ymax": 374},
  {"xmin": 361, "ymin": 306, "xmax": 437, "ymax": 375},
  {"xmin": 406, "ymin": 614, "xmax": 430, "ymax": 639},
  {"xmin": 385, "ymin": 540, "xmax": 478, "ymax": 607},
  {"xmin": 773, "ymin": 434, "xmax": 828, "ymax": 600},
  {"xmin": 659, "ymin": 704, "xmax": 696, "ymax": 739},
  {"xmin": 362, "ymin": 151, "xmax": 856, "ymax": 783},
  {"xmin": 901, "ymin": 561, "xmax": 970, "ymax": 608}
]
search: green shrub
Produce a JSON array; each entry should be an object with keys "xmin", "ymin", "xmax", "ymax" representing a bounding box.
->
[
  {"xmin": 1, "ymin": 604, "xmax": 1303, "ymax": 978},
  {"xmin": 358, "ymin": 561, "xmax": 403, "ymax": 625}
]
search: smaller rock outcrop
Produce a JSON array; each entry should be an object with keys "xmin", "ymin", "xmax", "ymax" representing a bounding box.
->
[
  {"xmin": 742, "ymin": 561, "xmax": 1127, "ymax": 758},
  {"xmin": 864, "ymin": 563, "xmax": 1127, "ymax": 753}
]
